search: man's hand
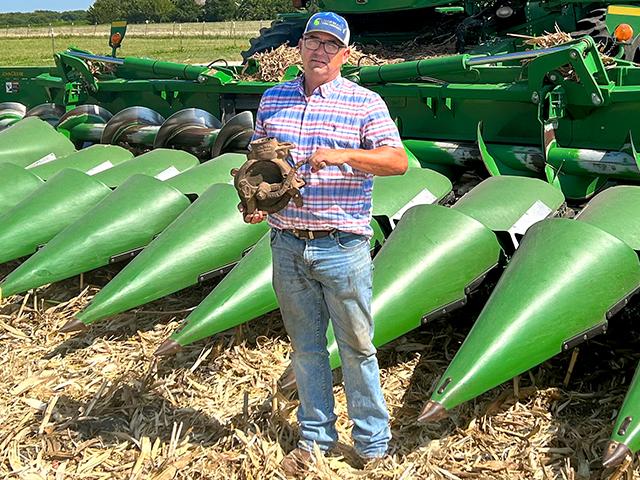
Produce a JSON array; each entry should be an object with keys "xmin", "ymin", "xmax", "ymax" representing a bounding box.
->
[
  {"xmin": 239, "ymin": 204, "xmax": 267, "ymax": 224},
  {"xmin": 309, "ymin": 148, "xmax": 348, "ymax": 173}
]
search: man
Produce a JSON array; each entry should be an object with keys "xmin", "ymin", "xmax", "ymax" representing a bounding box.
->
[{"xmin": 244, "ymin": 11, "xmax": 408, "ymax": 475}]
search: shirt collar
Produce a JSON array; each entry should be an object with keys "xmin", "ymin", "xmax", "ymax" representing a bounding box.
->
[{"xmin": 297, "ymin": 75, "xmax": 343, "ymax": 99}]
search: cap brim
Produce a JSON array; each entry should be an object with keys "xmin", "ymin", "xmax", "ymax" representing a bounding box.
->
[{"xmin": 303, "ymin": 28, "xmax": 348, "ymax": 46}]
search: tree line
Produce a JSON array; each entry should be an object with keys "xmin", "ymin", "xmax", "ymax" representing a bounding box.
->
[
  {"xmin": 87, "ymin": 0, "xmax": 296, "ymax": 24},
  {"xmin": 0, "ymin": 0, "xmax": 296, "ymax": 27},
  {"xmin": 0, "ymin": 10, "xmax": 89, "ymax": 26}
]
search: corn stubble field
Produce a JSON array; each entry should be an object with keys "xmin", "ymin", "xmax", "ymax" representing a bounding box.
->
[
  {"xmin": 1, "ymin": 23, "xmax": 640, "ymax": 480},
  {"xmin": 1, "ymin": 259, "xmax": 639, "ymax": 479}
]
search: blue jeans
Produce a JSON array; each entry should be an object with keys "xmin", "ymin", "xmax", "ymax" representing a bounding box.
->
[{"xmin": 270, "ymin": 228, "xmax": 390, "ymax": 458}]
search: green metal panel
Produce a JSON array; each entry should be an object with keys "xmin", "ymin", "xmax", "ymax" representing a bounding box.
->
[
  {"xmin": 29, "ymin": 145, "xmax": 133, "ymax": 180},
  {"xmin": 0, "ymin": 163, "xmax": 44, "ymax": 212},
  {"xmin": 0, "ymin": 169, "xmax": 113, "ymax": 265},
  {"xmin": 166, "ymin": 153, "xmax": 245, "ymax": 196},
  {"xmin": 605, "ymin": 5, "xmax": 640, "ymax": 35},
  {"xmin": 156, "ymin": 170, "xmax": 452, "ymax": 353},
  {"xmin": 576, "ymin": 185, "xmax": 640, "ymax": 250},
  {"xmin": 371, "ymin": 167, "xmax": 452, "ymax": 220},
  {"xmin": 74, "ymin": 183, "xmax": 269, "ymax": 327},
  {"xmin": 0, "ymin": 75, "xmax": 65, "ymax": 108},
  {"xmin": 0, "ymin": 175, "xmax": 190, "ymax": 298},
  {"xmin": 0, "ymin": 145, "xmax": 132, "ymax": 214},
  {"xmin": 429, "ymin": 218, "xmax": 640, "ymax": 413},
  {"xmin": 327, "ymin": 203, "xmax": 501, "ymax": 369},
  {"xmin": 92, "ymin": 148, "xmax": 198, "ymax": 187},
  {"xmin": 0, "ymin": 155, "xmax": 251, "ymax": 298},
  {"xmin": 326, "ymin": 175, "xmax": 564, "ymax": 369},
  {"xmin": 163, "ymin": 219, "xmax": 386, "ymax": 352},
  {"xmin": 453, "ymin": 176, "xmax": 564, "ymax": 231},
  {"xmin": 0, "ymin": 149, "xmax": 198, "ymax": 266},
  {"xmin": 0, "ymin": 117, "xmax": 75, "ymax": 167},
  {"xmin": 170, "ymin": 233, "xmax": 277, "ymax": 347}
]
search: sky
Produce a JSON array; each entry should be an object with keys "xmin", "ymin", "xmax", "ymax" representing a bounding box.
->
[{"xmin": 0, "ymin": 1, "xmax": 95, "ymax": 13}]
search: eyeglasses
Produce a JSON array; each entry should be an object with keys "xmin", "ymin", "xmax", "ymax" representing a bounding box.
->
[{"xmin": 302, "ymin": 36, "xmax": 344, "ymax": 55}]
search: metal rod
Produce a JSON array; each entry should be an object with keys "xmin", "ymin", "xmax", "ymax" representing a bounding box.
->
[
  {"xmin": 65, "ymin": 51, "xmax": 125, "ymax": 65},
  {"xmin": 467, "ymin": 42, "xmax": 584, "ymax": 66}
]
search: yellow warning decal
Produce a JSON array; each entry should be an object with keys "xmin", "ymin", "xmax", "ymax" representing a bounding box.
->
[
  {"xmin": 608, "ymin": 5, "xmax": 640, "ymax": 16},
  {"xmin": 111, "ymin": 21, "xmax": 127, "ymax": 27}
]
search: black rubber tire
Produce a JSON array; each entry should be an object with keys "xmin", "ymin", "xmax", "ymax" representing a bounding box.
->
[
  {"xmin": 574, "ymin": 7, "xmax": 608, "ymax": 39},
  {"xmin": 573, "ymin": 8, "xmax": 619, "ymax": 56},
  {"xmin": 573, "ymin": 7, "xmax": 640, "ymax": 61},
  {"xmin": 241, "ymin": 18, "xmax": 307, "ymax": 63}
]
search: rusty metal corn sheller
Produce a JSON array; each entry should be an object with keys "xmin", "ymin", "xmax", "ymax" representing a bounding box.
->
[{"xmin": 231, "ymin": 137, "xmax": 304, "ymax": 215}]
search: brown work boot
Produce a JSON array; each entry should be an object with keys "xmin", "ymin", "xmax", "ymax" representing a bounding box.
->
[
  {"xmin": 359, "ymin": 454, "xmax": 389, "ymax": 471},
  {"xmin": 280, "ymin": 447, "xmax": 315, "ymax": 478}
]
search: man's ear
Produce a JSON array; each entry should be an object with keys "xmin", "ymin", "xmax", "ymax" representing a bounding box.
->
[{"xmin": 342, "ymin": 47, "xmax": 351, "ymax": 64}]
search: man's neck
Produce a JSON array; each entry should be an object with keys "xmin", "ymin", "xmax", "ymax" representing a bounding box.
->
[{"xmin": 303, "ymin": 73, "xmax": 339, "ymax": 96}]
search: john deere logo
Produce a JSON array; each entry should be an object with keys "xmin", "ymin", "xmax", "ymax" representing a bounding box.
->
[{"xmin": 314, "ymin": 19, "xmax": 320, "ymax": 25}]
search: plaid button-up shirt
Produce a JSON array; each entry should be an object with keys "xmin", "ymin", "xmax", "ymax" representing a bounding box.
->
[{"xmin": 253, "ymin": 75, "xmax": 403, "ymax": 237}]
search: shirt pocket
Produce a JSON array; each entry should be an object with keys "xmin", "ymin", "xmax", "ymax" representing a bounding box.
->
[{"xmin": 314, "ymin": 122, "xmax": 360, "ymax": 150}]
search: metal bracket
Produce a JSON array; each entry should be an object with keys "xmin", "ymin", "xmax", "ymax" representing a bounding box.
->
[
  {"xmin": 421, "ymin": 297, "xmax": 467, "ymax": 324},
  {"xmin": 220, "ymin": 97, "xmax": 237, "ymax": 124},
  {"xmin": 421, "ymin": 264, "xmax": 498, "ymax": 324},
  {"xmin": 618, "ymin": 416, "xmax": 633, "ymax": 436},
  {"xmin": 562, "ymin": 321, "xmax": 608, "ymax": 351},
  {"xmin": 198, "ymin": 263, "xmax": 236, "ymax": 283},
  {"xmin": 464, "ymin": 263, "xmax": 498, "ymax": 295},
  {"xmin": 437, "ymin": 377, "xmax": 452, "ymax": 394},
  {"xmin": 607, "ymin": 285, "xmax": 640, "ymax": 319},
  {"xmin": 109, "ymin": 246, "xmax": 144, "ymax": 264},
  {"xmin": 527, "ymin": 37, "xmax": 610, "ymax": 108}
]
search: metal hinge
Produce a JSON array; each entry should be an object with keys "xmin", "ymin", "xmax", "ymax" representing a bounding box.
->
[{"xmin": 562, "ymin": 321, "xmax": 608, "ymax": 351}]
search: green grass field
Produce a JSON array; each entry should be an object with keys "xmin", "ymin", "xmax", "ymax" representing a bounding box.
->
[{"xmin": 1, "ymin": 36, "xmax": 255, "ymax": 66}]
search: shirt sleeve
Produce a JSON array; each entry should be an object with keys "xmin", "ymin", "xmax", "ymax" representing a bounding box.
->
[
  {"xmin": 251, "ymin": 93, "xmax": 268, "ymax": 141},
  {"xmin": 360, "ymin": 94, "xmax": 403, "ymax": 150}
]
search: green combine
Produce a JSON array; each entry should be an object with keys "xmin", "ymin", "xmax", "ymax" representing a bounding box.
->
[
  {"xmin": 243, "ymin": 0, "xmax": 640, "ymax": 60},
  {"xmin": 0, "ymin": 0, "xmax": 639, "ymax": 470}
]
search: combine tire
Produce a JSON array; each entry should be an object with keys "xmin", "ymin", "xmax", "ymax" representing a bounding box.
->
[
  {"xmin": 572, "ymin": 8, "xmax": 640, "ymax": 60},
  {"xmin": 574, "ymin": 8, "xmax": 609, "ymax": 42},
  {"xmin": 241, "ymin": 18, "xmax": 307, "ymax": 63}
]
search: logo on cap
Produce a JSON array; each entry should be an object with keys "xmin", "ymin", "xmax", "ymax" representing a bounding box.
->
[{"xmin": 304, "ymin": 12, "xmax": 350, "ymax": 46}]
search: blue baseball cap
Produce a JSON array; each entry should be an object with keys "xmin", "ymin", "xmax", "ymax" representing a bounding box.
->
[{"xmin": 304, "ymin": 12, "xmax": 351, "ymax": 46}]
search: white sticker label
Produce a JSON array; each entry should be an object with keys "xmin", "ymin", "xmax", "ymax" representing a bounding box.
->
[
  {"xmin": 86, "ymin": 161, "xmax": 114, "ymax": 176},
  {"xmin": 390, "ymin": 188, "xmax": 438, "ymax": 228},
  {"xmin": 5, "ymin": 81, "xmax": 19, "ymax": 94},
  {"xmin": 155, "ymin": 166, "xmax": 181, "ymax": 181},
  {"xmin": 508, "ymin": 200, "xmax": 553, "ymax": 249},
  {"xmin": 25, "ymin": 153, "xmax": 57, "ymax": 169}
]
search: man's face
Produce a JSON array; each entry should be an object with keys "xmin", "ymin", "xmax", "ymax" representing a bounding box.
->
[{"xmin": 298, "ymin": 31, "xmax": 350, "ymax": 81}]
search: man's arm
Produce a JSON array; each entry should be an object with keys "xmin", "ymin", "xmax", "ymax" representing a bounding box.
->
[
  {"xmin": 308, "ymin": 91, "xmax": 408, "ymax": 175},
  {"xmin": 309, "ymin": 146, "xmax": 408, "ymax": 176}
]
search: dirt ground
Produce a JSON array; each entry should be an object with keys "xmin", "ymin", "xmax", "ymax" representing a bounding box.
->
[{"xmin": 1, "ymin": 261, "xmax": 639, "ymax": 480}]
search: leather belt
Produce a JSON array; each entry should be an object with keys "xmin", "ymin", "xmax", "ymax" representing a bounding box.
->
[{"xmin": 286, "ymin": 228, "xmax": 336, "ymax": 240}]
